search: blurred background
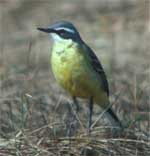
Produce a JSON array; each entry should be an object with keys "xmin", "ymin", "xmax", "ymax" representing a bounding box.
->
[{"xmin": 0, "ymin": 0, "xmax": 149, "ymax": 137}]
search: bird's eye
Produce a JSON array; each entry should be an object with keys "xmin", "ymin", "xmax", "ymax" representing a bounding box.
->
[
  {"xmin": 58, "ymin": 29, "xmax": 70, "ymax": 39},
  {"xmin": 59, "ymin": 30, "xmax": 66, "ymax": 36}
]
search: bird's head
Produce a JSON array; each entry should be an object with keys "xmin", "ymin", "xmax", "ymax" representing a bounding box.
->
[{"xmin": 37, "ymin": 21, "xmax": 82, "ymax": 43}]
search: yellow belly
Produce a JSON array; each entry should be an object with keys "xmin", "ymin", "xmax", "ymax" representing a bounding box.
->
[
  {"xmin": 51, "ymin": 41, "xmax": 108, "ymax": 106},
  {"xmin": 51, "ymin": 44, "xmax": 87, "ymax": 97}
]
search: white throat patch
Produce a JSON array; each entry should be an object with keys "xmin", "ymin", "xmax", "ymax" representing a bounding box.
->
[{"xmin": 50, "ymin": 33, "xmax": 63, "ymax": 42}]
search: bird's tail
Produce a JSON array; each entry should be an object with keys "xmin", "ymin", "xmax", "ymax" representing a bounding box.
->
[{"xmin": 104, "ymin": 108, "xmax": 122, "ymax": 129}]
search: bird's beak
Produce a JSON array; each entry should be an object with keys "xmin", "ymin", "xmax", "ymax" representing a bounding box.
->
[{"xmin": 37, "ymin": 27, "xmax": 57, "ymax": 33}]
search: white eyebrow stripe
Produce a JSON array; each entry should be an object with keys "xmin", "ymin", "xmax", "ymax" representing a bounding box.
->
[{"xmin": 56, "ymin": 27, "xmax": 75, "ymax": 33}]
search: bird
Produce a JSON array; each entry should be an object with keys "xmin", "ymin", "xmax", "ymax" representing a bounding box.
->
[{"xmin": 37, "ymin": 21, "xmax": 122, "ymax": 132}]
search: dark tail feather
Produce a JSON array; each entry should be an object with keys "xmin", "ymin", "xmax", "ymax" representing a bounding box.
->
[{"xmin": 105, "ymin": 108, "xmax": 122, "ymax": 128}]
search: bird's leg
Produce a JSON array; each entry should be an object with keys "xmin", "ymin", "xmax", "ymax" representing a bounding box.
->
[
  {"xmin": 66, "ymin": 101, "xmax": 75, "ymax": 137},
  {"xmin": 72, "ymin": 96, "xmax": 80, "ymax": 112},
  {"xmin": 88, "ymin": 96, "xmax": 93, "ymax": 133},
  {"xmin": 66, "ymin": 97, "xmax": 79, "ymax": 136}
]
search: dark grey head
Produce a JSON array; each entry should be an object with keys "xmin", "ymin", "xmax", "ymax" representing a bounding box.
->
[{"xmin": 37, "ymin": 21, "xmax": 82, "ymax": 43}]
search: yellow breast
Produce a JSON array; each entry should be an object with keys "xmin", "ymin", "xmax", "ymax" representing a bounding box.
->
[
  {"xmin": 51, "ymin": 41, "xmax": 85, "ymax": 96},
  {"xmin": 51, "ymin": 40, "xmax": 108, "ymax": 105}
]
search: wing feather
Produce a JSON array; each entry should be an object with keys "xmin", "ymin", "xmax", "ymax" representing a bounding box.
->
[{"xmin": 83, "ymin": 43, "xmax": 109, "ymax": 96}]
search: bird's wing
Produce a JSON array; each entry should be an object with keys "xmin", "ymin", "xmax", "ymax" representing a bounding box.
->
[
  {"xmin": 82, "ymin": 43, "xmax": 123, "ymax": 129},
  {"xmin": 83, "ymin": 43, "xmax": 109, "ymax": 96}
]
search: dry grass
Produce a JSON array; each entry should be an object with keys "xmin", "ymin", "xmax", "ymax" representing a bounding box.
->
[
  {"xmin": 0, "ymin": 81, "xmax": 149, "ymax": 156},
  {"xmin": 0, "ymin": 126, "xmax": 149, "ymax": 156}
]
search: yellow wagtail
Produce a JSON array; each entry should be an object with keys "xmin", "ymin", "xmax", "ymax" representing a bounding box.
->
[{"xmin": 37, "ymin": 21, "xmax": 122, "ymax": 131}]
